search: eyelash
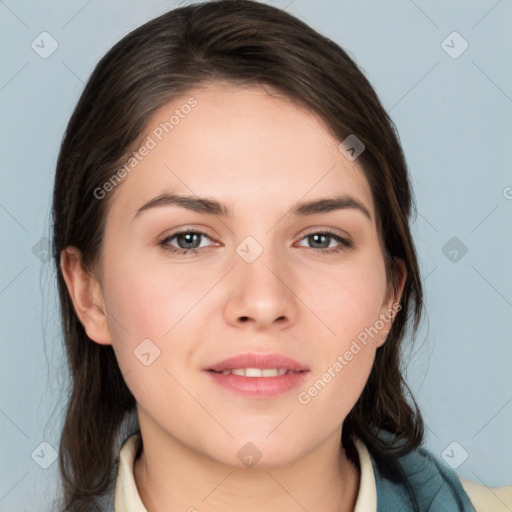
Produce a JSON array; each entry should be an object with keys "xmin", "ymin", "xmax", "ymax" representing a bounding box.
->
[{"xmin": 158, "ymin": 229, "xmax": 353, "ymax": 256}]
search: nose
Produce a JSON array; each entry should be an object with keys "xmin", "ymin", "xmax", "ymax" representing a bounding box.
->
[{"xmin": 223, "ymin": 246, "xmax": 298, "ymax": 331}]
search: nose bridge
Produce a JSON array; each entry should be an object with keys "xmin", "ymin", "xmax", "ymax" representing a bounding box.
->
[{"xmin": 224, "ymin": 234, "xmax": 297, "ymax": 328}]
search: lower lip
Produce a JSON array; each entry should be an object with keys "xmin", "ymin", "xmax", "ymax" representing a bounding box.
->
[{"xmin": 204, "ymin": 370, "xmax": 309, "ymax": 398}]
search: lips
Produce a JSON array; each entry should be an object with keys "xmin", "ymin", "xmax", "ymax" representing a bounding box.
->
[
  {"xmin": 205, "ymin": 352, "xmax": 310, "ymax": 373},
  {"xmin": 204, "ymin": 352, "xmax": 310, "ymax": 398}
]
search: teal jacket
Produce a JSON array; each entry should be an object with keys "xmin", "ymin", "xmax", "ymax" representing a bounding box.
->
[{"xmin": 370, "ymin": 441, "xmax": 476, "ymax": 511}]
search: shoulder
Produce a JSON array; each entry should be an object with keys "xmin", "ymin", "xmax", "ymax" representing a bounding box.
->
[
  {"xmin": 458, "ymin": 475, "xmax": 512, "ymax": 512},
  {"xmin": 365, "ymin": 433, "xmax": 511, "ymax": 512}
]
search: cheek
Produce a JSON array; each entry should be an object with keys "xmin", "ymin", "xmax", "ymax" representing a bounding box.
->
[
  {"xmin": 100, "ymin": 255, "xmax": 219, "ymax": 388},
  {"xmin": 307, "ymin": 256, "xmax": 388, "ymax": 343},
  {"xmin": 293, "ymin": 258, "xmax": 387, "ymax": 425},
  {"xmin": 103, "ymin": 256, "xmax": 209, "ymax": 338}
]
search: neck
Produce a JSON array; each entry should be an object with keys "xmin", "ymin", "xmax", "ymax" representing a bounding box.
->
[{"xmin": 133, "ymin": 422, "xmax": 360, "ymax": 512}]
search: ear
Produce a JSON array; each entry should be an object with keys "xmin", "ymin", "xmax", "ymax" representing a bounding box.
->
[
  {"xmin": 60, "ymin": 246, "xmax": 112, "ymax": 345},
  {"xmin": 376, "ymin": 258, "xmax": 407, "ymax": 348}
]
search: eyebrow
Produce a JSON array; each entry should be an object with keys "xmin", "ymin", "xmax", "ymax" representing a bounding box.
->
[{"xmin": 134, "ymin": 193, "xmax": 372, "ymax": 221}]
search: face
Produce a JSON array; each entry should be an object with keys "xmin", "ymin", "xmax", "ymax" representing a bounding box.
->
[{"xmin": 70, "ymin": 82, "xmax": 403, "ymax": 468}]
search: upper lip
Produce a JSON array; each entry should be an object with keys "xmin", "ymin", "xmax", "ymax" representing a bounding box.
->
[{"xmin": 205, "ymin": 352, "xmax": 310, "ymax": 372}]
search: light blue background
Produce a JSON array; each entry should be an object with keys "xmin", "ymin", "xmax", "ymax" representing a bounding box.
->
[{"xmin": 1, "ymin": 0, "xmax": 511, "ymax": 510}]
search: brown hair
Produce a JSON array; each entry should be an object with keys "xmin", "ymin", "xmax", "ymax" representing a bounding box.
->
[{"xmin": 52, "ymin": 1, "xmax": 424, "ymax": 510}]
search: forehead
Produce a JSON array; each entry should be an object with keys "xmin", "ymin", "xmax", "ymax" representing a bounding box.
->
[{"xmin": 107, "ymin": 82, "xmax": 375, "ymax": 223}]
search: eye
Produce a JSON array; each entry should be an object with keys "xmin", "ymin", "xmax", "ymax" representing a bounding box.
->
[
  {"xmin": 158, "ymin": 230, "xmax": 216, "ymax": 255},
  {"xmin": 296, "ymin": 230, "xmax": 352, "ymax": 254},
  {"xmin": 158, "ymin": 228, "xmax": 352, "ymax": 256}
]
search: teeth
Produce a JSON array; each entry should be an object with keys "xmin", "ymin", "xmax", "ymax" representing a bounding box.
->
[{"xmin": 219, "ymin": 368, "xmax": 290, "ymax": 377}]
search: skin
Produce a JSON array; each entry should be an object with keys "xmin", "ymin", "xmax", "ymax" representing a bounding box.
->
[{"xmin": 61, "ymin": 82, "xmax": 406, "ymax": 512}]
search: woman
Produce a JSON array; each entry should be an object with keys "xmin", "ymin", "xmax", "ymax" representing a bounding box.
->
[{"xmin": 52, "ymin": 1, "xmax": 509, "ymax": 510}]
